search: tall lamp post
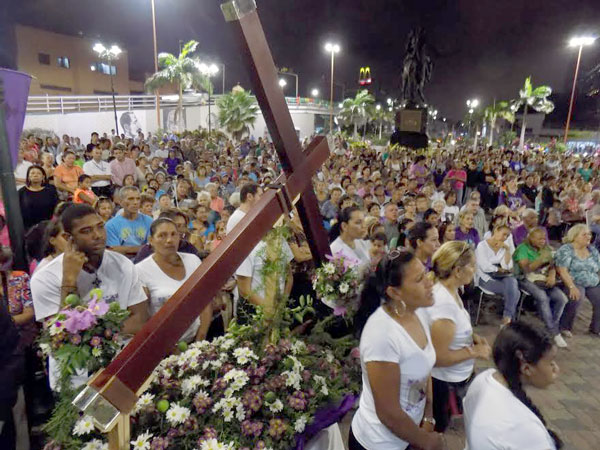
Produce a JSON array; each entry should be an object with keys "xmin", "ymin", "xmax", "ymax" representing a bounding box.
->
[
  {"xmin": 93, "ymin": 43, "xmax": 121, "ymax": 135},
  {"xmin": 325, "ymin": 42, "xmax": 340, "ymax": 134},
  {"xmin": 150, "ymin": 0, "xmax": 161, "ymax": 130},
  {"xmin": 466, "ymin": 98, "xmax": 480, "ymax": 151},
  {"xmin": 198, "ymin": 63, "xmax": 220, "ymax": 134},
  {"xmin": 277, "ymin": 70, "xmax": 298, "ymax": 99},
  {"xmin": 564, "ymin": 36, "xmax": 596, "ymax": 144}
]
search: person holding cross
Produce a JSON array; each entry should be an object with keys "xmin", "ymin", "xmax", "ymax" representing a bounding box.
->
[{"xmin": 30, "ymin": 204, "xmax": 149, "ymax": 390}]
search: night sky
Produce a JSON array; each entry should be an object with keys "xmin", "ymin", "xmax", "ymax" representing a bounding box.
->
[{"xmin": 5, "ymin": 0, "xmax": 600, "ymax": 120}]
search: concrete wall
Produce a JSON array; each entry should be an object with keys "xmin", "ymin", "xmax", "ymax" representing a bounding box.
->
[
  {"xmin": 23, "ymin": 104, "xmax": 318, "ymax": 142},
  {"xmin": 16, "ymin": 25, "xmax": 133, "ymax": 96}
]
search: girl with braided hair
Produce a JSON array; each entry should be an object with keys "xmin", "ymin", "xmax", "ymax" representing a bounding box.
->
[{"xmin": 463, "ymin": 320, "xmax": 563, "ymax": 449}]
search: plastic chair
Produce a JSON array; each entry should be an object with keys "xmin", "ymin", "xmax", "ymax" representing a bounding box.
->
[{"xmin": 474, "ymin": 284, "xmax": 528, "ymax": 325}]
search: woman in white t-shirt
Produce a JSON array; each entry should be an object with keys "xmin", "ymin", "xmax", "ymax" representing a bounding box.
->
[
  {"xmin": 464, "ymin": 321, "xmax": 562, "ymax": 450},
  {"xmin": 350, "ymin": 249, "xmax": 444, "ymax": 450},
  {"xmin": 136, "ymin": 218, "xmax": 212, "ymax": 342},
  {"xmin": 420, "ymin": 241, "xmax": 491, "ymax": 432},
  {"xmin": 330, "ymin": 206, "xmax": 371, "ymax": 275}
]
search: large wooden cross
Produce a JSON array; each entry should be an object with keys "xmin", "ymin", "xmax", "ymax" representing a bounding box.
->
[{"xmin": 77, "ymin": 0, "xmax": 331, "ymax": 439}]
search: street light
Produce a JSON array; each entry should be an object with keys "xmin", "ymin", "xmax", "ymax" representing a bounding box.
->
[
  {"xmin": 564, "ymin": 35, "xmax": 597, "ymax": 143},
  {"xmin": 325, "ymin": 42, "xmax": 340, "ymax": 134},
  {"xmin": 311, "ymin": 88, "xmax": 319, "ymax": 97},
  {"xmin": 279, "ymin": 78, "xmax": 287, "ymax": 88},
  {"xmin": 278, "ymin": 70, "xmax": 298, "ymax": 99},
  {"xmin": 93, "ymin": 42, "xmax": 122, "ymax": 135},
  {"xmin": 198, "ymin": 63, "xmax": 219, "ymax": 135},
  {"xmin": 466, "ymin": 98, "xmax": 480, "ymax": 150},
  {"xmin": 376, "ymin": 104, "xmax": 381, "ymax": 110}
]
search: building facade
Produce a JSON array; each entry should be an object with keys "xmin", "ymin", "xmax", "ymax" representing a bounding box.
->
[{"xmin": 15, "ymin": 24, "xmax": 144, "ymax": 96}]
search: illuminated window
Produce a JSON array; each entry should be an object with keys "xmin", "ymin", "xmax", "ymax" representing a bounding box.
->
[
  {"xmin": 57, "ymin": 57, "xmax": 70, "ymax": 69},
  {"xmin": 91, "ymin": 62, "xmax": 117, "ymax": 75}
]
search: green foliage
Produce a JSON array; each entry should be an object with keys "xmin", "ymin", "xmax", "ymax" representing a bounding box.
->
[
  {"xmin": 499, "ymin": 130, "xmax": 517, "ymax": 147},
  {"xmin": 338, "ymin": 90, "xmax": 375, "ymax": 137},
  {"xmin": 511, "ymin": 76, "xmax": 555, "ymax": 115},
  {"xmin": 216, "ymin": 88, "xmax": 259, "ymax": 142}
]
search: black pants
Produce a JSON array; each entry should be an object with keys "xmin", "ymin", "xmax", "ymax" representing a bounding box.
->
[
  {"xmin": 432, "ymin": 375, "xmax": 471, "ymax": 432},
  {"xmin": 348, "ymin": 427, "xmax": 367, "ymax": 450}
]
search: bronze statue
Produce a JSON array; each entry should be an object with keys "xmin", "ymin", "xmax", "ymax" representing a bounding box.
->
[{"xmin": 401, "ymin": 28, "xmax": 433, "ymax": 107}]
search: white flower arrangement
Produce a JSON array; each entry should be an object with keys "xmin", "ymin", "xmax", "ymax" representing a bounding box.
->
[
  {"xmin": 165, "ymin": 403, "xmax": 191, "ymax": 426},
  {"xmin": 130, "ymin": 431, "xmax": 152, "ymax": 449},
  {"xmin": 73, "ymin": 415, "xmax": 94, "ymax": 436}
]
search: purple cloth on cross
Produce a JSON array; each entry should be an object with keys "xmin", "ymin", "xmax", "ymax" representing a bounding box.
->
[{"xmin": 0, "ymin": 69, "xmax": 31, "ymax": 169}]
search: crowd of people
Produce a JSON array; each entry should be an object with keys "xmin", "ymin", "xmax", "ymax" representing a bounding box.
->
[{"xmin": 2, "ymin": 127, "xmax": 598, "ymax": 449}]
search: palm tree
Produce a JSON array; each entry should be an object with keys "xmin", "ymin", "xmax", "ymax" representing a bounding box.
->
[
  {"xmin": 484, "ymin": 101, "xmax": 514, "ymax": 146},
  {"xmin": 144, "ymin": 40, "xmax": 210, "ymax": 132},
  {"xmin": 370, "ymin": 106, "xmax": 395, "ymax": 140},
  {"xmin": 338, "ymin": 90, "xmax": 375, "ymax": 137},
  {"xmin": 510, "ymin": 77, "xmax": 554, "ymax": 150},
  {"xmin": 216, "ymin": 87, "xmax": 259, "ymax": 142}
]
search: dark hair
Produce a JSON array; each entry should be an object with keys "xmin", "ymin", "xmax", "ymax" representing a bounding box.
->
[
  {"xmin": 140, "ymin": 194, "xmax": 154, "ymax": 205},
  {"xmin": 60, "ymin": 204, "xmax": 97, "ymax": 234},
  {"xmin": 26, "ymin": 220, "xmax": 50, "ymax": 260},
  {"xmin": 240, "ymin": 182, "xmax": 260, "ymax": 203},
  {"xmin": 493, "ymin": 321, "xmax": 563, "ymax": 449},
  {"xmin": 54, "ymin": 201, "xmax": 73, "ymax": 218},
  {"xmin": 150, "ymin": 217, "xmax": 178, "ymax": 236},
  {"xmin": 40, "ymin": 219, "xmax": 62, "ymax": 257},
  {"xmin": 423, "ymin": 208, "xmax": 437, "ymax": 221},
  {"xmin": 367, "ymin": 202, "xmax": 380, "ymax": 213},
  {"xmin": 62, "ymin": 150, "xmax": 75, "ymax": 159},
  {"xmin": 407, "ymin": 221, "xmax": 433, "ymax": 249},
  {"xmin": 370, "ymin": 231, "xmax": 388, "ymax": 244},
  {"xmin": 354, "ymin": 250, "xmax": 415, "ymax": 337},
  {"xmin": 329, "ymin": 206, "xmax": 361, "ymax": 242},
  {"xmin": 91, "ymin": 132, "xmax": 99, "ymax": 137},
  {"xmin": 159, "ymin": 207, "xmax": 188, "ymax": 225},
  {"xmin": 438, "ymin": 221, "xmax": 455, "ymax": 242},
  {"xmin": 78, "ymin": 174, "xmax": 91, "ymax": 183},
  {"xmin": 25, "ymin": 164, "xmax": 47, "ymax": 186}
]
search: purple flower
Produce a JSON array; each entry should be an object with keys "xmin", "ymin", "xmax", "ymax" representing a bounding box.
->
[
  {"xmin": 63, "ymin": 309, "xmax": 97, "ymax": 333},
  {"xmin": 150, "ymin": 437, "xmax": 170, "ymax": 450},
  {"xmin": 268, "ymin": 418, "xmax": 287, "ymax": 440},
  {"xmin": 88, "ymin": 298, "xmax": 109, "ymax": 317},
  {"xmin": 333, "ymin": 305, "xmax": 347, "ymax": 316},
  {"xmin": 288, "ymin": 391, "xmax": 308, "ymax": 410},
  {"xmin": 90, "ymin": 336, "xmax": 102, "ymax": 347},
  {"xmin": 70, "ymin": 334, "xmax": 82, "ymax": 345},
  {"xmin": 192, "ymin": 392, "xmax": 212, "ymax": 414}
]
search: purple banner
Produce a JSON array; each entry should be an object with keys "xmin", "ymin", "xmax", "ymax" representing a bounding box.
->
[{"xmin": 0, "ymin": 69, "xmax": 31, "ymax": 169}]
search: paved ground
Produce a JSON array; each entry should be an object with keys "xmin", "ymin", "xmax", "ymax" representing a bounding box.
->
[{"xmin": 340, "ymin": 297, "xmax": 600, "ymax": 450}]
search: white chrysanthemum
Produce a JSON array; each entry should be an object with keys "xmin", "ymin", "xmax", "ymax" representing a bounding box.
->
[
  {"xmin": 219, "ymin": 338, "xmax": 235, "ymax": 350},
  {"xmin": 210, "ymin": 360, "xmax": 223, "ymax": 369},
  {"xmin": 165, "ymin": 403, "xmax": 190, "ymax": 426},
  {"xmin": 288, "ymin": 355, "xmax": 304, "ymax": 371},
  {"xmin": 325, "ymin": 351, "xmax": 335, "ymax": 363},
  {"xmin": 133, "ymin": 393, "xmax": 155, "ymax": 413},
  {"xmin": 39, "ymin": 343, "xmax": 51, "ymax": 356},
  {"xmin": 323, "ymin": 263, "xmax": 335, "ymax": 275},
  {"xmin": 294, "ymin": 415, "xmax": 308, "ymax": 433},
  {"xmin": 81, "ymin": 439, "xmax": 106, "ymax": 450},
  {"xmin": 320, "ymin": 384, "xmax": 329, "ymax": 396},
  {"xmin": 222, "ymin": 408, "xmax": 234, "ymax": 422},
  {"xmin": 200, "ymin": 439, "xmax": 234, "ymax": 450},
  {"xmin": 91, "ymin": 347, "xmax": 102, "ymax": 357},
  {"xmin": 282, "ymin": 370, "xmax": 302, "ymax": 390},
  {"xmin": 269, "ymin": 399, "xmax": 284, "ymax": 413},
  {"xmin": 233, "ymin": 347, "xmax": 257, "ymax": 365},
  {"xmin": 73, "ymin": 415, "xmax": 94, "ymax": 436},
  {"xmin": 236, "ymin": 403, "xmax": 246, "ymax": 421},
  {"xmin": 130, "ymin": 431, "xmax": 152, "ymax": 449},
  {"xmin": 49, "ymin": 321, "xmax": 65, "ymax": 336},
  {"xmin": 189, "ymin": 359, "xmax": 199, "ymax": 370},
  {"xmin": 224, "ymin": 369, "xmax": 249, "ymax": 391},
  {"xmin": 290, "ymin": 340, "xmax": 306, "ymax": 355},
  {"xmin": 181, "ymin": 375, "xmax": 208, "ymax": 396},
  {"xmin": 339, "ymin": 282, "xmax": 349, "ymax": 294}
]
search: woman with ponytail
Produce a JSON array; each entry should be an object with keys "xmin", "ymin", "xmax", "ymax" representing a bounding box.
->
[
  {"xmin": 463, "ymin": 321, "xmax": 562, "ymax": 449},
  {"xmin": 420, "ymin": 241, "xmax": 491, "ymax": 432},
  {"xmin": 350, "ymin": 250, "xmax": 445, "ymax": 450}
]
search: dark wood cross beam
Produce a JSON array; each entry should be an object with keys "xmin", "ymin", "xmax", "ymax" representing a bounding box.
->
[{"xmin": 88, "ymin": 0, "xmax": 331, "ymax": 413}]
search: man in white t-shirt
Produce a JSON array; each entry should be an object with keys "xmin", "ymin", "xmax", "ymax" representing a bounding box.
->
[
  {"xmin": 83, "ymin": 145, "xmax": 113, "ymax": 197},
  {"xmin": 226, "ymin": 182, "xmax": 263, "ymax": 234},
  {"xmin": 31, "ymin": 204, "xmax": 148, "ymax": 389},
  {"xmin": 14, "ymin": 149, "xmax": 32, "ymax": 189}
]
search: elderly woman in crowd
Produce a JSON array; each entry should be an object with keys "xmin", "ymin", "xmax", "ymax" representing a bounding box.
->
[
  {"xmin": 475, "ymin": 222, "xmax": 521, "ymax": 327},
  {"xmin": 454, "ymin": 209, "xmax": 480, "ymax": 249},
  {"xmin": 555, "ymin": 224, "xmax": 600, "ymax": 337}
]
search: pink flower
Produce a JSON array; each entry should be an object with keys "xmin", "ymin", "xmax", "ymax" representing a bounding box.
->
[
  {"xmin": 88, "ymin": 298, "xmax": 109, "ymax": 317},
  {"xmin": 333, "ymin": 305, "xmax": 347, "ymax": 316},
  {"xmin": 350, "ymin": 347, "xmax": 361, "ymax": 359},
  {"xmin": 90, "ymin": 336, "xmax": 102, "ymax": 347},
  {"xmin": 63, "ymin": 309, "xmax": 97, "ymax": 333}
]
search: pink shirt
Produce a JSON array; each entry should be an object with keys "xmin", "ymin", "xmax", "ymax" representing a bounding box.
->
[
  {"xmin": 447, "ymin": 169, "xmax": 467, "ymax": 190},
  {"xmin": 110, "ymin": 158, "xmax": 136, "ymax": 186},
  {"xmin": 0, "ymin": 201, "xmax": 10, "ymax": 247}
]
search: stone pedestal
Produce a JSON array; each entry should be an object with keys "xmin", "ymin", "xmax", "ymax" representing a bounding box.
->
[{"xmin": 390, "ymin": 108, "xmax": 429, "ymax": 149}]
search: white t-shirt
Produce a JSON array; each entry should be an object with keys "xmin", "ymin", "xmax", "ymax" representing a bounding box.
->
[
  {"xmin": 226, "ymin": 208, "xmax": 247, "ymax": 234},
  {"xmin": 419, "ymin": 283, "xmax": 474, "ymax": 382},
  {"xmin": 352, "ymin": 307, "xmax": 436, "ymax": 450},
  {"xmin": 330, "ymin": 236, "xmax": 371, "ymax": 275},
  {"xmin": 464, "ymin": 369, "xmax": 557, "ymax": 450},
  {"xmin": 136, "ymin": 252, "xmax": 202, "ymax": 343},
  {"xmin": 236, "ymin": 239, "xmax": 294, "ymax": 300},
  {"xmin": 30, "ymin": 250, "xmax": 147, "ymax": 389},
  {"xmin": 442, "ymin": 205, "xmax": 459, "ymax": 224},
  {"xmin": 83, "ymin": 159, "xmax": 112, "ymax": 187},
  {"xmin": 14, "ymin": 160, "xmax": 32, "ymax": 189}
]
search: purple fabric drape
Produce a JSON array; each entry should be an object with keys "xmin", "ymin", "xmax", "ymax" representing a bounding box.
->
[
  {"xmin": 0, "ymin": 69, "xmax": 31, "ymax": 169},
  {"xmin": 295, "ymin": 394, "xmax": 359, "ymax": 450}
]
